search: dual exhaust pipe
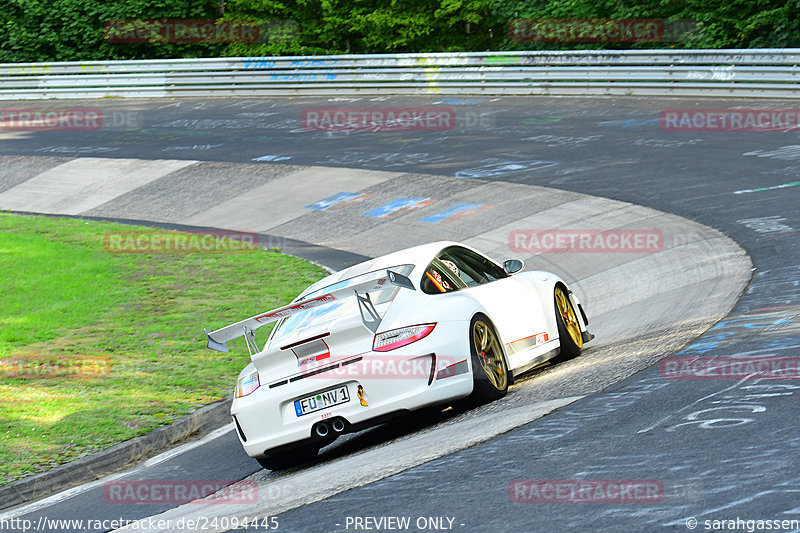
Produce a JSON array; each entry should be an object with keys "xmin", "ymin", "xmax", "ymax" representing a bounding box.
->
[{"xmin": 314, "ymin": 417, "xmax": 346, "ymax": 438}]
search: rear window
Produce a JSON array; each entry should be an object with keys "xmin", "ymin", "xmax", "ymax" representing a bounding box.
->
[{"xmin": 269, "ymin": 264, "xmax": 415, "ymax": 342}]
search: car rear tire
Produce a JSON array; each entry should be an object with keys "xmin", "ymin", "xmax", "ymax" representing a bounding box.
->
[
  {"xmin": 256, "ymin": 444, "xmax": 320, "ymax": 470},
  {"xmin": 469, "ymin": 315, "xmax": 509, "ymax": 402},
  {"xmin": 553, "ymin": 285, "xmax": 583, "ymax": 362}
]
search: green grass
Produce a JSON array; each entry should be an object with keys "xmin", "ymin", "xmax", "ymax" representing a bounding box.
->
[{"xmin": 0, "ymin": 213, "xmax": 327, "ymax": 485}]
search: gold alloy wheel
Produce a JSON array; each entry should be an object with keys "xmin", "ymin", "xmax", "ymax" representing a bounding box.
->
[
  {"xmin": 555, "ymin": 287, "xmax": 584, "ymax": 349},
  {"xmin": 472, "ymin": 320, "xmax": 508, "ymax": 391}
]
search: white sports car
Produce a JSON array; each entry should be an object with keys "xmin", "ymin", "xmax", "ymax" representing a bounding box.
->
[{"xmin": 205, "ymin": 241, "xmax": 592, "ymax": 469}]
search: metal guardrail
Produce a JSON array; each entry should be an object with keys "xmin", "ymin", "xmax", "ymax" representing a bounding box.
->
[{"xmin": 0, "ymin": 49, "xmax": 798, "ymax": 100}]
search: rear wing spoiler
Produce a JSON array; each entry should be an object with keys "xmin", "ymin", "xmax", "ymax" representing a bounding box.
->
[{"xmin": 204, "ymin": 268, "xmax": 414, "ymax": 353}]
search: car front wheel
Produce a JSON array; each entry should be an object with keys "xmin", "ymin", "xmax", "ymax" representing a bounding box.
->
[{"xmin": 553, "ymin": 285, "xmax": 583, "ymax": 361}]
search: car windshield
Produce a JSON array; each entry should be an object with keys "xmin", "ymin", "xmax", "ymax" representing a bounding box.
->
[{"xmin": 269, "ymin": 263, "xmax": 415, "ymax": 342}]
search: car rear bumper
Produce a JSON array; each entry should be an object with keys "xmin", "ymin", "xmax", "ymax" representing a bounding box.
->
[{"xmin": 231, "ymin": 321, "xmax": 474, "ymax": 457}]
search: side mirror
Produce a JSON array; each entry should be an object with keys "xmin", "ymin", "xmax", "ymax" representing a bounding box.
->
[{"xmin": 503, "ymin": 259, "xmax": 524, "ymax": 275}]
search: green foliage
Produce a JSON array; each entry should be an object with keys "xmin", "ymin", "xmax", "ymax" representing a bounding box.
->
[
  {"xmin": 0, "ymin": 0, "xmax": 225, "ymax": 62},
  {"xmin": 494, "ymin": 0, "xmax": 800, "ymax": 50},
  {"xmin": 221, "ymin": 0, "xmax": 499, "ymax": 55},
  {"xmin": 0, "ymin": 0, "xmax": 798, "ymax": 62}
]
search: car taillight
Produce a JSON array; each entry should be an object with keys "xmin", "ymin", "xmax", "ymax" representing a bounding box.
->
[
  {"xmin": 235, "ymin": 370, "xmax": 260, "ymax": 398},
  {"xmin": 373, "ymin": 323, "xmax": 436, "ymax": 352}
]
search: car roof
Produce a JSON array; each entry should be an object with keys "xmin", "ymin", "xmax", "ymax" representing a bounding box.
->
[{"xmin": 299, "ymin": 240, "xmax": 462, "ymax": 298}]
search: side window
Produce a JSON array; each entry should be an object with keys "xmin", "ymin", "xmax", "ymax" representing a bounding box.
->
[
  {"xmin": 438, "ymin": 246, "xmax": 507, "ymax": 287},
  {"xmin": 421, "ymin": 258, "xmax": 467, "ymax": 294}
]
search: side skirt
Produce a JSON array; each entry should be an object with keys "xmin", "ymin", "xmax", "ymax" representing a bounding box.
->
[{"xmin": 511, "ymin": 346, "xmax": 560, "ymax": 378}]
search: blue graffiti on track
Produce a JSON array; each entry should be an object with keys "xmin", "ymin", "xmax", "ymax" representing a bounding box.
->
[
  {"xmin": 363, "ymin": 198, "xmax": 432, "ymax": 218},
  {"xmin": 305, "ymin": 192, "xmax": 364, "ymax": 211},
  {"xmin": 675, "ymin": 312, "xmax": 799, "ymax": 356},
  {"xmin": 421, "ymin": 203, "xmax": 484, "ymax": 223}
]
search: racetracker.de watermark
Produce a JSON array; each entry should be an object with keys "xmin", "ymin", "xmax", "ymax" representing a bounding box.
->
[
  {"xmin": 103, "ymin": 480, "xmax": 258, "ymax": 504},
  {"xmin": 103, "ymin": 230, "xmax": 277, "ymax": 254},
  {"xmin": 0, "ymin": 108, "xmax": 141, "ymax": 131},
  {"xmin": 301, "ymin": 355, "xmax": 465, "ymax": 379},
  {"xmin": 661, "ymin": 357, "xmax": 800, "ymax": 380},
  {"xmin": 300, "ymin": 107, "xmax": 456, "ymax": 132},
  {"xmin": 509, "ymin": 18, "xmax": 665, "ymax": 42},
  {"xmin": 0, "ymin": 355, "xmax": 111, "ymax": 379},
  {"xmin": 509, "ymin": 479, "xmax": 663, "ymax": 503},
  {"xmin": 103, "ymin": 19, "xmax": 298, "ymax": 43},
  {"xmin": 661, "ymin": 109, "xmax": 800, "ymax": 132},
  {"xmin": 0, "ymin": 516, "xmax": 278, "ymax": 532},
  {"xmin": 509, "ymin": 229, "xmax": 663, "ymax": 254}
]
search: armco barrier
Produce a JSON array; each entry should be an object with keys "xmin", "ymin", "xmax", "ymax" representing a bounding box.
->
[{"xmin": 0, "ymin": 49, "xmax": 798, "ymax": 100}]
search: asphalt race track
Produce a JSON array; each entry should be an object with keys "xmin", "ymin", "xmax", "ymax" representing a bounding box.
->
[{"xmin": 0, "ymin": 95, "xmax": 798, "ymax": 533}]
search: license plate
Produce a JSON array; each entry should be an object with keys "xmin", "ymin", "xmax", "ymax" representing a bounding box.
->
[{"xmin": 294, "ymin": 385, "xmax": 350, "ymax": 417}]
